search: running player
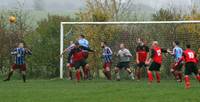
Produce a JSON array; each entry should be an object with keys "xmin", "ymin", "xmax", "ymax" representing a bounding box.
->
[
  {"xmin": 167, "ymin": 41, "xmax": 183, "ymax": 82},
  {"xmin": 115, "ymin": 43, "xmax": 134, "ymax": 81},
  {"xmin": 136, "ymin": 38, "xmax": 149, "ymax": 81},
  {"xmin": 4, "ymin": 42, "xmax": 32, "ymax": 82},
  {"xmin": 181, "ymin": 44, "xmax": 200, "ymax": 89},
  {"xmin": 61, "ymin": 41, "xmax": 75, "ymax": 80},
  {"xmin": 101, "ymin": 41, "xmax": 112, "ymax": 80},
  {"xmin": 146, "ymin": 41, "xmax": 167, "ymax": 84}
]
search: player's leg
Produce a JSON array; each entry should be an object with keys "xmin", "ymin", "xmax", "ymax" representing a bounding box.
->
[
  {"xmin": 82, "ymin": 52, "xmax": 90, "ymax": 79},
  {"xmin": 103, "ymin": 63, "xmax": 112, "ymax": 80},
  {"xmin": 176, "ymin": 63, "xmax": 183, "ymax": 83},
  {"xmin": 74, "ymin": 61, "xmax": 81, "ymax": 82},
  {"xmin": 4, "ymin": 64, "xmax": 16, "ymax": 81},
  {"xmin": 170, "ymin": 63, "xmax": 178, "ymax": 80},
  {"xmin": 114, "ymin": 64, "xmax": 121, "ymax": 81},
  {"xmin": 20, "ymin": 64, "xmax": 27, "ymax": 83},
  {"xmin": 66, "ymin": 63, "xmax": 73, "ymax": 80},
  {"xmin": 155, "ymin": 63, "xmax": 161, "ymax": 83},
  {"xmin": 125, "ymin": 62, "xmax": 134, "ymax": 80},
  {"xmin": 184, "ymin": 63, "xmax": 192, "ymax": 89},
  {"xmin": 136, "ymin": 63, "xmax": 142, "ymax": 81},
  {"xmin": 192, "ymin": 64, "xmax": 200, "ymax": 82},
  {"xmin": 147, "ymin": 62, "xmax": 155, "ymax": 84}
]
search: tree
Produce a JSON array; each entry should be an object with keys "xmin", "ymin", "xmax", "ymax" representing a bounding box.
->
[{"xmin": 25, "ymin": 15, "xmax": 74, "ymax": 78}]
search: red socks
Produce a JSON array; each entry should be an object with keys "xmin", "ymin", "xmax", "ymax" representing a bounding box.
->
[
  {"xmin": 76, "ymin": 70, "xmax": 81, "ymax": 82},
  {"xmin": 184, "ymin": 75, "xmax": 190, "ymax": 89},
  {"xmin": 156, "ymin": 72, "xmax": 160, "ymax": 83},
  {"xmin": 196, "ymin": 75, "xmax": 200, "ymax": 82},
  {"xmin": 147, "ymin": 71, "xmax": 153, "ymax": 83}
]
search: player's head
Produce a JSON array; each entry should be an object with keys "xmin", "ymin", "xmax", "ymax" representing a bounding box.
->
[
  {"xmin": 137, "ymin": 38, "xmax": 142, "ymax": 44},
  {"xmin": 79, "ymin": 34, "xmax": 85, "ymax": 39},
  {"xmin": 18, "ymin": 42, "xmax": 24, "ymax": 48},
  {"xmin": 173, "ymin": 41, "xmax": 179, "ymax": 47},
  {"xmin": 186, "ymin": 44, "xmax": 191, "ymax": 49},
  {"xmin": 120, "ymin": 43, "xmax": 125, "ymax": 49},
  {"xmin": 152, "ymin": 41, "xmax": 158, "ymax": 47},
  {"xmin": 101, "ymin": 41, "xmax": 107, "ymax": 48},
  {"xmin": 70, "ymin": 41, "xmax": 74, "ymax": 45},
  {"xmin": 74, "ymin": 41, "xmax": 80, "ymax": 48}
]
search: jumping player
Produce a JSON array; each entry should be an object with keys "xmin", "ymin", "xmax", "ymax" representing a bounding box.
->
[
  {"xmin": 146, "ymin": 41, "xmax": 167, "ymax": 84},
  {"xmin": 167, "ymin": 41, "xmax": 183, "ymax": 82},
  {"xmin": 68, "ymin": 42, "xmax": 90, "ymax": 82},
  {"xmin": 181, "ymin": 44, "xmax": 200, "ymax": 89},
  {"xmin": 4, "ymin": 42, "xmax": 32, "ymax": 82},
  {"xmin": 61, "ymin": 41, "xmax": 75, "ymax": 80},
  {"xmin": 136, "ymin": 38, "xmax": 149, "ymax": 81},
  {"xmin": 101, "ymin": 41, "xmax": 112, "ymax": 80},
  {"xmin": 78, "ymin": 35, "xmax": 94, "ymax": 79},
  {"xmin": 115, "ymin": 43, "xmax": 134, "ymax": 81}
]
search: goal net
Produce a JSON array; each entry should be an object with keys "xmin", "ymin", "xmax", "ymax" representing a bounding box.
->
[{"xmin": 60, "ymin": 21, "xmax": 200, "ymax": 79}]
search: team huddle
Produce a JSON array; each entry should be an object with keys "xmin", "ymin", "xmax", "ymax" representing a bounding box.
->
[{"xmin": 3, "ymin": 35, "xmax": 200, "ymax": 89}]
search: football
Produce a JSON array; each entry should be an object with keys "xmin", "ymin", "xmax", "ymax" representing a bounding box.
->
[{"xmin": 9, "ymin": 16, "xmax": 16, "ymax": 23}]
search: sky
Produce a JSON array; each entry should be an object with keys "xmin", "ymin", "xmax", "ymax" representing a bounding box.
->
[{"xmin": 0, "ymin": 0, "xmax": 199, "ymax": 12}]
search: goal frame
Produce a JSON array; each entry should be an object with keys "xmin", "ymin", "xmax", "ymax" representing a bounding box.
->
[{"xmin": 60, "ymin": 21, "xmax": 200, "ymax": 79}]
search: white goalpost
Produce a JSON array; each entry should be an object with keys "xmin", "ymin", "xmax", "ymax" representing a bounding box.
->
[{"xmin": 60, "ymin": 21, "xmax": 200, "ymax": 79}]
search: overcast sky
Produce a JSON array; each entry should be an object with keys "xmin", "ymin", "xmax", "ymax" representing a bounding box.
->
[{"xmin": 0, "ymin": 0, "xmax": 199, "ymax": 12}]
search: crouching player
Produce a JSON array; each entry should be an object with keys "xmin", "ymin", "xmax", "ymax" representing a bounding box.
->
[
  {"xmin": 167, "ymin": 41, "xmax": 183, "ymax": 82},
  {"xmin": 115, "ymin": 43, "xmax": 134, "ymax": 81},
  {"xmin": 146, "ymin": 41, "xmax": 167, "ymax": 84},
  {"xmin": 136, "ymin": 38, "xmax": 149, "ymax": 81},
  {"xmin": 181, "ymin": 44, "xmax": 200, "ymax": 89},
  {"xmin": 4, "ymin": 42, "xmax": 32, "ymax": 82},
  {"xmin": 68, "ymin": 42, "xmax": 89, "ymax": 82},
  {"xmin": 101, "ymin": 41, "xmax": 112, "ymax": 80}
]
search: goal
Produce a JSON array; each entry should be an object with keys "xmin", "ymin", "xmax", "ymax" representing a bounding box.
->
[{"xmin": 60, "ymin": 21, "xmax": 200, "ymax": 79}]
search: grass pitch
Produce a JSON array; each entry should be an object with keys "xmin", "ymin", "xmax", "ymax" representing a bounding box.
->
[{"xmin": 0, "ymin": 79, "xmax": 199, "ymax": 102}]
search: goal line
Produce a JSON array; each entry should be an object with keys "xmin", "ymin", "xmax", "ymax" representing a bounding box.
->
[{"xmin": 60, "ymin": 21, "xmax": 200, "ymax": 79}]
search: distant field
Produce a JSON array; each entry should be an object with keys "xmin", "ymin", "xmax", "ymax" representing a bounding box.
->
[{"xmin": 0, "ymin": 79, "xmax": 199, "ymax": 102}]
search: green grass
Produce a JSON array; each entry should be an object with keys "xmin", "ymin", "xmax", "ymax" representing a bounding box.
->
[{"xmin": 0, "ymin": 79, "xmax": 199, "ymax": 102}]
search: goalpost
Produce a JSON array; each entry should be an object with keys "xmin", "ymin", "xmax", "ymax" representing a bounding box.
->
[{"xmin": 60, "ymin": 21, "xmax": 200, "ymax": 79}]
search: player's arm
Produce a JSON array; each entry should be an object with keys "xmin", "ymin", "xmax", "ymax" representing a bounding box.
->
[
  {"xmin": 25, "ymin": 48, "xmax": 32, "ymax": 55},
  {"xmin": 61, "ymin": 48, "xmax": 68, "ymax": 56},
  {"xmin": 145, "ymin": 46, "xmax": 150, "ymax": 62},
  {"xmin": 11, "ymin": 48, "xmax": 17, "ymax": 55},
  {"xmin": 167, "ymin": 48, "xmax": 175, "ymax": 55},
  {"xmin": 67, "ymin": 49, "xmax": 74, "ymax": 63},
  {"xmin": 146, "ymin": 49, "xmax": 155, "ymax": 64},
  {"xmin": 80, "ymin": 46, "xmax": 95, "ymax": 52},
  {"xmin": 124, "ymin": 49, "xmax": 132, "ymax": 57},
  {"xmin": 161, "ymin": 48, "xmax": 168, "ymax": 53},
  {"xmin": 136, "ymin": 47, "xmax": 139, "ymax": 64}
]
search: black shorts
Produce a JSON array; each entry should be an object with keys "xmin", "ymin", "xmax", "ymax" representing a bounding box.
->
[
  {"xmin": 149, "ymin": 62, "xmax": 161, "ymax": 71},
  {"xmin": 74, "ymin": 60, "xmax": 87, "ymax": 70},
  {"xmin": 116, "ymin": 62, "xmax": 130, "ymax": 69},
  {"xmin": 185, "ymin": 62, "xmax": 198, "ymax": 75},
  {"xmin": 137, "ymin": 62, "xmax": 147, "ymax": 68}
]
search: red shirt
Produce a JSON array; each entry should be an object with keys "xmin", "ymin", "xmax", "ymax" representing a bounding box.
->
[
  {"xmin": 68, "ymin": 48, "xmax": 85, "ymax": 63},
  {"xmin": 152, "ymin": 46, "xmax": 162, "ymax": 64},
  {"xmin": 183, "ymin": 49, "xmax": 197, "ymax": 63},
  {"xmin": 136, "ymin": 45, "xmax": 149, "ymax": 62}
]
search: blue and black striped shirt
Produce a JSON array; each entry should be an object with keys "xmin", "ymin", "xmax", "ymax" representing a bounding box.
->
[
  {"xmin": 11, "ymin": 48, "xmax": 32, "ymax": 65},
  {"xmin": 102, "ymin": 46, "xmax": 112, "ymax": 63}
]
